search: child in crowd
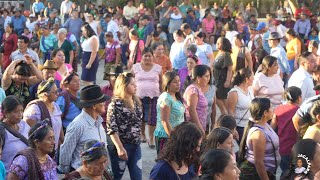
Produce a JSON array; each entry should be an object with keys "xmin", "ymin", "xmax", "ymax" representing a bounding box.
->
[
  {"xmin": 308, "ymin": 29, "xmax": 319, "ymax": 43},
  {"xmin": 21, "ymin": 28, "xmax": 32, "ymax": 40}
]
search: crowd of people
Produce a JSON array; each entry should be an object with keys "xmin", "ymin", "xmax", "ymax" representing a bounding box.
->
[{"xmin": 1, "ymin": 0, "xmax": 320, "ymax": 179}]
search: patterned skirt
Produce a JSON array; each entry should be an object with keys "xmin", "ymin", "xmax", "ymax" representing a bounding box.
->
[
  {"xmin": 141, "ymin": 97, "xmax": 158, "ymax": 126},
  {"xmin": 239, "ymin": 160, "xmax": 276, "ymax": 180},
  {"xmin": 155, "ymin": 136, "xmax": 168, "ymax": 156}
]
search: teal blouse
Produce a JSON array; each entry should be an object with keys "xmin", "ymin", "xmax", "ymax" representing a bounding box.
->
[{"xmin": 154, "ymin": 92, "xmax": 185, "ymax": 138}]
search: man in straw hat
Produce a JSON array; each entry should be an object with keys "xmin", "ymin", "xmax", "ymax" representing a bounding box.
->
[
  {"xmin": 29, "ymin": 60, "xmax": 60, "ymax": 101},
  {"xmin": 268, "ymin": 32, "xmax": 291, "ymax": 76},
  {"xmin": 58, "ymin": 85, "xmax": 110, "ymax": 173}
]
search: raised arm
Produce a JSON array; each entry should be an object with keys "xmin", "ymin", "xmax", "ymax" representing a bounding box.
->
[{"xmin": 1, "ymin": 60, "xmax": 22, "ymax": 90}]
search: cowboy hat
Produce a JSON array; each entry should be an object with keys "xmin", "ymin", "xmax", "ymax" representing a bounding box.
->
[
  {"xmin": 38, "ymin": 60, "xmax": 58, "ymax": 71},
  {"xmin": 267, "ymin": 32, "xmax": 283, "ymax": 40},
  {"xmin": 78, "ymin": 85, "xmax": 110, "ymax": 108}
]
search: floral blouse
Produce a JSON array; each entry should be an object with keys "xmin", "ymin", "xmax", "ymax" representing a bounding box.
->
[
  {"xmin": 9, "ymin": 155, "xmax": 58, "ymax": 180},
  {"xmin": 106, "ymin": 98, "xmax": 143, "ymax": 145}
]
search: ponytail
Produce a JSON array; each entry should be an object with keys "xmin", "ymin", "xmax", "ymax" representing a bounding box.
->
[{"xmin": 239, "ymin": 120, "xmax": 254, "ymax": 162}]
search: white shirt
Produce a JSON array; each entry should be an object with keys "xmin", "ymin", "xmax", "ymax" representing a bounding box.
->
[
  {"xmin": 26, "ymin": 19, "xmax": 37, "ymax": 33},
  {"xmin": 225, "ymin": 31, "xmax": 239, "ymax": 46},
  {"xmin": 288, "ymin": 67, "xmax": 316, "ymax": 102},
  {"xmin": 3, "ymin": 16, "xmax": 11, "ymax": 28},
  {"xmin": 60, "ymin": 0, "xmax": 73, "ymax": 15},
  {"xmin": 81, "ymin": 35, "xmax": 99, "ymax": 52},
  {"xmin": 275, "ymin": 24, "xmax": 287, "ymax": 47},
  {"xmin": 123, "ymin": 5, "xmax": 138, "ymax": 20},
  {"xmin": 106, "ymin": 19, "xmax": 120, "ymax": 41},
  {"xmin": 89, "ymin": 21, "xmax": 99, "ymax": 36},
  {"xmin": 10, "ymin": 48, "xmax": 40, "ymax": 65}
]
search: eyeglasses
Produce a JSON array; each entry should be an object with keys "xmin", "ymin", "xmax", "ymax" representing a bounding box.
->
[
  {"xmin": 80, "ymin": 142, "xmax": 105, "ymax": 157},
  {"xmin": 28, "ymin": 119, "xmax": 50, "ymax": 138},
  {"xmin": 50, "ymin": 90, "xmax": 59, "ymax": 95}
]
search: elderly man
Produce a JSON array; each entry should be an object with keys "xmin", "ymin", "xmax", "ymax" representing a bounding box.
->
[
  {"xmin": 10, "ymin": 35, "xmax": 40, "ymax": 65},
  {"xmin": 268, "ymin": 32, "xmax": 291, "ymax": 75},
  {"xmin": 58, "ymin": 85, "xmax": 110, "ymax": 173},
  {"xmin": 29, "ymin": 60, "xmax": 60, "ymax": 101},
  {"xmin": 288, "ymin": 51, "xmax": 317, "ymax": 102}
]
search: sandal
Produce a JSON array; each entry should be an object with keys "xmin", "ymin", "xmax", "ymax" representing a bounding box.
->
[
  {"xmin": 141, "ymin": 138, "xmax": 147, "ymax": 143},
  {"xmin": 148, "ymin": 142, "xmax": 156, "ymax": 149}
]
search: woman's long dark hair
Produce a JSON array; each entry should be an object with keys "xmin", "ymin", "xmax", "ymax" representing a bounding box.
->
[
  {"xmin": 205, "ymin": 127, "xmax": 232, "ymax": 153},
  {"xmin": 162, "ymin": 71, "xmax": 183, "ymax": 103},
  {"xmin": 232, "ymin": 67, "xmax": 252, "ymax": 86},
  {"xmin": 157, "ymin": 122, "xmax": 202, "ymax": 168},
  {"xmin": 192, "ymin": 65, "xmax": 212, "ymax": 85},
  {"xmin": 1, "ymin": 95, "xmax": 23, "ymax": 120},
  {"xmin": 199, "ymin": 149, "xmax": 232, "ymax": 180},
  {"xmin": 82, "ymin": 23, "xmax": 96, "ymax": 37},
  {"xmin": 218, "ymin": 37, "xmax": 232, "ymax": 53},
  {"xmin": 239, "ymin": 98, "xmax": 271, "ymax": 162},
  {"xmin": 260, "ymin": 55, "xmax": 278, "ymax": 76},
  {"xmin": 286, "ymin": 28, "xmax": 306, "ymax": 52}
]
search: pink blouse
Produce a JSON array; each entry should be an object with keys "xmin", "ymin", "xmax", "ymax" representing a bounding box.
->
[
  {"xmin": 183, "ymin": 84, "xmax": 208, "ymax": 130},
  {"xmin": 253, "ymin": 72, "xmax": 284, "ymax": 109},
  {"xmin": 202, "ymin": 18, "xmax": 216, "ymax": 34},
  {"xmin": 132, "ymin": 63, "xmax": 161, "ymax": 98},
  {"xmin": 54, "ymin": 64, "xmax": 73, "ymax": 81}
]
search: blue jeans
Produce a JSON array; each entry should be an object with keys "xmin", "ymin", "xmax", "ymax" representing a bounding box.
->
[
  {"xmin": 280, "ymin": 155, "xmax": 291, "ymax": 176},
  {"xmin": 288, "ymin": 59, "xmax": 295, "ymax": 74},
  {"xmin": 121, "ymin": 43, "xmax": 129, "ymax": 66},
  {"xmin": 0, "ymin": 29, "xmax": 4, "ymax": 44},
  {"xmin": 108, "ymin": 143, "xmax": 142, "ymax": 180},
  {"xmin": 99, "ymin": 32, "xmax": 106, "ymax": 48}
]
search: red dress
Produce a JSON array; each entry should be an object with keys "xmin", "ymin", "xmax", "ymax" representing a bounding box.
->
[{"xmin": 2, "ymin": 33, "xmax": 18, "ymax": 70}]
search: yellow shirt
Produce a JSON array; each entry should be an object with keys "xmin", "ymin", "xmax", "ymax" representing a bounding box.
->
[{"xmin": 286, "ymin": 38, "xmax": 301, "ymax": 60}]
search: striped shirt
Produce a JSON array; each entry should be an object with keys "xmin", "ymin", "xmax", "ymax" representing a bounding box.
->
[{"xmin": 58, "ymin": 110, "xmax": 107, "ymax": 173}]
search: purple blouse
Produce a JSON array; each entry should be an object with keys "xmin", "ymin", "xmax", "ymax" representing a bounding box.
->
[
  {"xmin": 178, "ymin": 67, "xmax": 189, "ymax": 91},
  {"xmin": 183, "ymin": 84, "xmax": 208, "ymax": 130},
  {"xmin": 23, "ymin": 102, "xmax": 62, "ymax": 150},
  {"xmin": 1, "ymin": 121, "xmax": 29, "ymax": 173},
  {"xmin": 9, "ymin": 155, "xmax": 58, "ymax": 180}
]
